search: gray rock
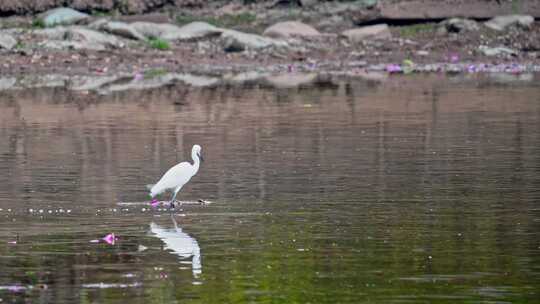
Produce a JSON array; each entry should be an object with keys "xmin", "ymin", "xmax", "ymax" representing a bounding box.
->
[
  {"xmin": 299, "ymin": 0, "xmax": 318, "ymax": 7},
  {"xmin": 221, "ymin": 29, "xmax": 288, "ymax": 52},
  {"xmin": 341, "ymin": 24, "xmax": 392, "ymax": 43},
  {"xmin": 130, "ymin": 22, "xmax": 178, "ymax": 39},
  {"xmin": 101, "ymin": 21, "xmax": 146, "ymax": 41},
  {"xmin": 0, "ymin": 77, "xmax": 17, "ymax": 90},
  {"xmin": 172, "ymin": 22, "xmax": 223, "ymax": 41},
  {"xmin": 223, "ymin": 71, "xmax": 268, "ymax": 84},
  {"xmin": 264, "ymin": 73, "xmax": 318, "ymax": 88},
  {"xmin": 69, "ymin": 26, "xmax": 124, "ymax": 48},
  {"xmin": 0, "ymin": 32, "xmax": 17, "ymax": 50},
  {"xmin": 71, "ymin": 75, "xmax": 121, "ymax": 91},
  {"xmin": 439, "ymin": 18, "xmax": 479, "ymax": 34},
  {"xmin": 174, "ymin": 73, "xmax": 220, "ymax": 87},
  {"xmin": 378, "ymin": 0, "xmax": 540, "ymax": 20},
  {"xmin": 263, "ymin": 21, "xmax": 321, "ymax": 39},
  {"xmin": 130, "ymin": 21, "xmax": 222, "ymax": 41},
  {"xmin": 34, "ymin": 27, "xmax": 69, "ymax": 40},
  {"xmin": 485, "ymin": 15, "xmax": 534, "ymax": 31},
  {"xmin": 87, "ymin": 18, "xmax": 109, "ymax": 30},
  {"xmin": 17, "ymin": 74, "xmax": 70, "ymax": 89},
  {"xmin": 478, "ymin": 45, "xmax": 518, "ymax": 57},
  {"xmin": 35, "ymin": 26, "xmax": 124, "ymax": 50},
  {"xmin": 39, "ymin": 40, "xmax": 105, "ymax": 51},
  {"xmin": 98, "ymin": 73, "xmax": 219, "ymax": 94},
  {"xmin": 316, "ymin": 15, "xmax": 346, "ymax": 31},
  {"xmin": 40, "ymin": 7, "xmax": 89, "ymax": 27},
  {"xmin": 358, "ymin": 0, "xmax": 378, "ymax": 9},
  {"xmin": 99, "ymin": 75, "xmax": 171, "ymax": 93}
]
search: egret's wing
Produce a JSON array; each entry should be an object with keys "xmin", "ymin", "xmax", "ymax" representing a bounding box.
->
[{"xmin": 154, "ymin": 162, "xmax": 193, "ymax": 191}]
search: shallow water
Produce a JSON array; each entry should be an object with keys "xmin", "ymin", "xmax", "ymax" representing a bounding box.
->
[{"xmin": 0, "ymin": 74, "xmax": 539, "ymax": 303}]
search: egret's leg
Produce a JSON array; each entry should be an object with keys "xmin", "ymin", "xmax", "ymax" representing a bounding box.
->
[{"xmin": 170, "ymin": 186, "xmax": 182, "ymax": 209}]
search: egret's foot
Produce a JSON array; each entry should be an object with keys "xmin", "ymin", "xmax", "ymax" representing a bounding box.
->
[
  {"xmin": 197, "ymin": 199, "xmax": 213, "ymax": 205},
  {"xmin": 169, "ymin": 201, "xmax": 175, "ymax": 209}
]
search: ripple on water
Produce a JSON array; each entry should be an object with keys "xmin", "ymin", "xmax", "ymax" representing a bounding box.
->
[{"xmin": 398, "ymin": 272, "xmax": 496, "ymax": 283}]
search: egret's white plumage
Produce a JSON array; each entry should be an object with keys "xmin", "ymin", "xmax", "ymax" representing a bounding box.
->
[{"xmin": 149, "ymin": 145, "xmax": 203, "ymax": 207}]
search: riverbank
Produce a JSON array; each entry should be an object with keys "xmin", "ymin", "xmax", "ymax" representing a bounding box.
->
[{"xmin": 0, "ymin": 1, "xmax": 539, "ymax": 79}]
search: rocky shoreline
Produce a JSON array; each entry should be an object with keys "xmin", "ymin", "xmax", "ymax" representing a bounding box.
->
[{"xmin": 1, "ymin": 1, "xmax": 539, "ymax": 82}]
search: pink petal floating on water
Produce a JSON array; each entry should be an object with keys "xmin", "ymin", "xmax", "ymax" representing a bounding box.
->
[
  {"xmin": 386, "ymin": 64, "xmax": 402, "ymax": 73},
  {"xmin": 7, "ymin": 240, "xmax": 17, "ymax": 244},
  {"xmin": 445, "ymin": 53, "xmax": 459, "ymax": 63},
  {"xmin": 89, "ymin": 239, "xmax": 100, "ymax": 243},
  {"xmin": 0, "ymin": 285, "xmax": 27, "ymax": 292},
  {"xmin": 102, "ymin": 233, "xmax": 118, "ymax": 245},
  {"xmin": 150, "ymin": 199, "xmax": 160, "ymax": 208},
  {"xmin": 8, "ymin": 285, "xmax": 26, "ymax": 292},
  {"xmin": 508, "ymin": 63, "xmax": 522, "ymax": 74}
]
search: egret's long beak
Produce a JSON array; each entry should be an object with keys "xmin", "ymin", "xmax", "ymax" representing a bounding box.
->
[{"xmin": 199, "ymin": 152, "xmax": 204, "ymax": 162}]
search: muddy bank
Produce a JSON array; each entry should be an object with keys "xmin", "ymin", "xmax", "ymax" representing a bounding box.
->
[
  {"xmin": 0, "ymin": 3, "xmax": 539, "ymax": 78},
  {"xmin": 0, "ymin": 0, "xmax": 203, "ymax": 15},
  {"xmin": 2, "ymin": 0, "xmax": 540, "ymax": 20}
]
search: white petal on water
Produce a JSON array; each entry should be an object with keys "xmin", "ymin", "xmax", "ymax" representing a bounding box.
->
[{"xmin": 82, "ymin": 282, "xmax": 142, "ymax": 289}]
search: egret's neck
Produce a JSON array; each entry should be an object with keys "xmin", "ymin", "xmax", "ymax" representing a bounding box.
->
[{"xmin": 191, "ymin": 151, "xmax": 201, "ymax": 172}]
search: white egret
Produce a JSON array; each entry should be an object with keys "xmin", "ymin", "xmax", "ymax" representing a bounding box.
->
[{"xmin": 148, "ymin": 144, "xmax": 203, "ymax": 208}]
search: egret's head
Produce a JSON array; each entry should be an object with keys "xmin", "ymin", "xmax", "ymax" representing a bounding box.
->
[{"xmin": 193, "ymin": 144, "xmax": 204, "ymax": 162}]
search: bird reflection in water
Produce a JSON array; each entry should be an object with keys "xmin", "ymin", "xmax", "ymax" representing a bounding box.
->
[{"xmin": 150, "ymin": 215, "xmax": 202, "ymax": 277}]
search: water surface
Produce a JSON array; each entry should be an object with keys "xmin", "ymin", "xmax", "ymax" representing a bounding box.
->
[{"xmin": 0, "ymin": 74, "xmax": 539, "ymax": 303}]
